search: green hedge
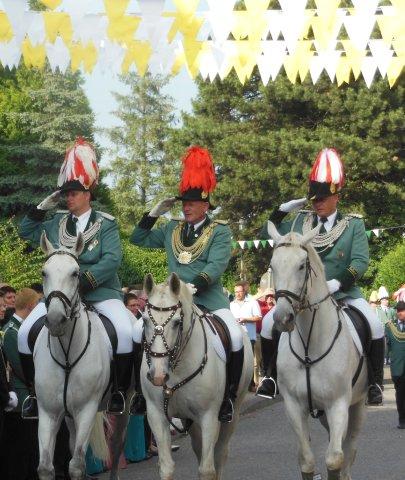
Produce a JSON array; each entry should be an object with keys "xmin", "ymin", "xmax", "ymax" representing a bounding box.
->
[
  {"xmin": 119, "ymin": 238, "xmax": 168, "ymax": 287},
  {"xmin": 0, "ymin": 219, "xmax": 43, "ymax": 289},
  {"xmin": 374, "ymin": 240, "xmax": 405, "ymax": 295}
]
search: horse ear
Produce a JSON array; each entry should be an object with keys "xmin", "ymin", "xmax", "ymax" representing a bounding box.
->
[
  {"xmin": 144, "ymin": 273, "xmax": 155, "ymax": 296},
  {"xmin": 168, "ymin": 273, "xmax": 181, "ymax": 297},
  {"xmin": 40, "ymin": 231, "xmax": 55, "ymax": 255},
  {"xmin": 301, "ymin": 224, "xmax": 321, "ymax": 245},
  {"xmin": 267, "ymin": 221, "xmax": 282, "ymax": 245},
  {"xmin": 75, "ymin": 232, "xmax": 85, "ymax": 257}
]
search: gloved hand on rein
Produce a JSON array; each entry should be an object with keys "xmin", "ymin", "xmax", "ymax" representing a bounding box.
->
[{"xmin": 327, "ymin": 279, "xmax": 341, "ymax": 294}]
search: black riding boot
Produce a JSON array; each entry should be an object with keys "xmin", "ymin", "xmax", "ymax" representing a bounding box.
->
[
  {"xmin": 129, "ymin": 342, "xmax": 147, "ymax": 416},
  {"xmin": 218, "ymin": 348, "xmax": 244, "ymax": 423},
  {"xmin": 256, "ymin": 336, "xmax": 278, "ymax": 399},
  {"xmin": 107, "ymin": 352, "xmax": 133, "ymax": 415},
  {"xmin": 19, "ymin": 353, "xmax": 38, "ymax": 419},
  {"xmin": 367, "ymin": 337, "xmax": 385, "ymax": 405}
]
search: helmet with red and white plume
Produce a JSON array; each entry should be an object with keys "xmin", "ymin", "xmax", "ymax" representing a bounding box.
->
[
  {"xmin": 308, "ymin": 148, "xmax": 344, "ymax": 200},
  {"xmin": 176, "ymin": 146, "xmax": 217, "ymax": 208},
  {"xmin": 57, "ymin": 137, "xmax": 99, "ymax": 193}
]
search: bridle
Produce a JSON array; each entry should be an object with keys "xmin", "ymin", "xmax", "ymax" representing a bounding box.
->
[
  {"xmin": 273, "ymin": 241, "xmax": 342, "ymax": 418},
  {"xmin": 44, "ymin": 250, "xmax": 91, "ymax": 418},
  {"xmin": 143, "ymin": 299, "xmax": 208, "ymax": 434}
]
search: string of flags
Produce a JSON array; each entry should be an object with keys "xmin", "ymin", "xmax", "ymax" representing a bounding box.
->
[
  {"xmin": 0, "ymin": 0, "xmax": 403, "ymax": 87},
  {"xmin": 232, "ymin": 224, "xmax": 405, "ymax": 250}
]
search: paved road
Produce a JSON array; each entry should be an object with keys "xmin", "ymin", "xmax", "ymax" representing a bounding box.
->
[{"xmin": 101, "ymin": 368, "xmax": 404, "ymax": 479}]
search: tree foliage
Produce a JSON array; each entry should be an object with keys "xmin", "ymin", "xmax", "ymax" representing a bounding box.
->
[
  {"xmin": 374, "ymin": 240, "xmax": 405, "ymax": 296},
  {"xmin": 106, "ymin": 73, "xmax": 178, "ymax": 228}
]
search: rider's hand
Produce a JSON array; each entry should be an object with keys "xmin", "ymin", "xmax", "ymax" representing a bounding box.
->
[
  {"xmin": 149, "ymin": 197, "xmax": 177, "ymax": 218},
  {"xmin": 5, "ymin": 391, "xmax": 18, "ymax": 411},
  {"xmin": 327, "ymin": 279, "xmax": 341, "ymax": 294},
  {"xmin": 37, "ymin": 191, "xmax": 61, "ymax": 211},
  {"xmin": 279, "ymin": 197, "xmax": 307, "ymax": 213},
  {"xmin": 186, "ymin": 283, "xmax": 197, "ymax": 295}
]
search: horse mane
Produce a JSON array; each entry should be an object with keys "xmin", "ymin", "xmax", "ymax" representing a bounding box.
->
[{"xmin": 283, "ymin": 232, "xmax": 325, "ymax": 278}]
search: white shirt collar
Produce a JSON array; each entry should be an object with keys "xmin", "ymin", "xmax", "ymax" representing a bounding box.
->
[
  {"xmin": 317, "ymin": 210, "xmax": 337, "ymax": 232},
  {"xmin": 189, "ymin": 216, "xmax": 206, "ymax": 232},
  {"xmin": 73, "ymin": 208, "xmax": 92, "ymax": 234},
  {"xmin": 13, "ymin": 313, "xmax": 24, "ymax": 323}
]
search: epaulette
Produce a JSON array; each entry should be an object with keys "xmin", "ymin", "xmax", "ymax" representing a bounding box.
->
[
  {"xmin": 213, "ymin": 219, "xmax": 229, "ymax": 225},
  {"xmin": 56, "ymin": 210, "xmax": 69, "ymax": 214},
  {"xmin": 170, "ymin": 217, "xmax": 184, "ymax": 222},
  {"xmin": 298, "ymin": 210, "xmax": 312, "ymax": 214},
  {"xmin": 345, "ymin": 213, "xmax": 363, "ymax": 219},
  {"xmin": 97, "ymin": 211, "xmax": 115, "ymax": 221}
]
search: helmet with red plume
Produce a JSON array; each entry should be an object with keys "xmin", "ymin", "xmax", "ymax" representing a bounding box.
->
[
  {"xmin": 308, "ymin": 148, "xmax": 344, "ymax": 200},
  {"xmin": 176, "ymin": 146, "xmax": 217, "ymax": 209},
  {"xmin": 57, "ymin": 137, "xmax": 99, "ymax": 195}
]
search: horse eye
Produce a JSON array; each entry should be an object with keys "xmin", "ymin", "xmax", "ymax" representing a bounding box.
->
[
  {"xmin": 299, "ymin": 264, "xmax": 305, "ymax": 271},
  {"xmin": 41, "ymin": 270, "xmax": 46, "ymax": 277},
  {"xmin": 72, "ymin": 271, "xmax": 79, "ymax": 277},
  {"xmin": 173, "ymin": 319, "xmax": 181, "ymax": 327}
]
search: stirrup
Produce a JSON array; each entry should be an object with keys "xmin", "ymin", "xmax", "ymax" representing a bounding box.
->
[
  {"xmin": 218, "ymin": 398, "xmax": 234, "ymax": 423},
  {"xmin": 256, "ymin": 376, "xmax": 277, "ymax": 399},
  {"xmin": 107, "ymin": 391, "xmax": 126, "ymax": 415},
  {"xmin": 129, "ymin": 392, "xmax": 147, "ymax": 416},
  {"xmin": 21, "ymin": 395, "xmax": 39, "ymax": 420}
]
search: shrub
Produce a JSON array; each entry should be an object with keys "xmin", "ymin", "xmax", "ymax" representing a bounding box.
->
[{"xmin": 374, "ymin": 240, "xmax": 405, "ymax": 296}]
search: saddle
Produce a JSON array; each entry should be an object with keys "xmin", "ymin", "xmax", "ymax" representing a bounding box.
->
[
  {"xmin": 27, "ymin": 309, "xmax": 118, "ymax": 355},
  {"xmin": 343, "ymin": 305, "xmax": 372, "ymax": 355},
  {"xmin": 202, "ymin": 311, "xmax": 231, "ymax": 363}
]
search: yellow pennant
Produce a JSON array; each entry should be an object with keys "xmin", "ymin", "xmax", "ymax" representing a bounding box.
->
[
  {"xmin": 171, "ymin": 51, "xmax": 185, "ymax": 76},
  {"xmin": 244, "ymin": 0, "xmax": 270, "ymax": 13},
  {"xmin": 392, "ymin": 40, "xmax": 405, "ymax": 57},
  {"xmin": 0, "ymin": 12, "xmax": 13, "ymax": 42},
  {"xmin": 43, "ymin": 12, "xmax": 72, "ymax": 44},
  {"xmin": 104, "ymin": 0, "xmax": 130, "ymax": 20},
  {"xmin": 107, "ymin": 15, "xmax": 140, "ymax": 44},
  {"xmin": 231, "ymin": 11, "xmax": 268, "ymax": 41},
  {"xmin": 70, "ymin": 42, "xmax": 98, "ymax": 73},
  {"xmin": 40, "ymin": 0, "xmax": 62, "ymax": 9},
  {"xmin": 335, "ymin": 56, "xmax": 351, "ymax": 86},
  {"xmin": 376, "ymin": 15, "xmax": 401, "ymax": 44},
  {"xmin": 166, "ymin": 12, "xmax": 203, "ymax": 42},
  {"xmin": 284, "ymin": 41, "xmax": 313, "ymax": 83},
  {"xmin": 21, "ymin": 39, "xmax": 46, "ymax": 69},
  {"xmin": 122, "ymin": 40, "xmax": 152, "ymax": 76},
  {"xmin": 173, "ymin": 0, "xmax": 200, "ymax": 16},
  {"xmin": 183, "ymin": 38, "xmax": 204, "ymax": 69},
  {"xmin": 311, "ymin": 9, "xmax": 340, "ymax": 51},
  {"xmin": 314, "ymin": 0, "xmax": 341, "ymax": 18},
  {"xmin": 341, "ymin": 40, "xmax": 365, "ymax": 80},
  {"xmin": 387, "ymin": 57, "xmax": 404, "ymax": 88}
]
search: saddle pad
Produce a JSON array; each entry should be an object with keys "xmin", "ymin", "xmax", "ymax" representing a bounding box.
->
[
  {"xmin": 342, "ymin": 305, "xmax": 372, "ymax": 356},
  {"xmin": 205, "ymin": 313, "xmax": 231, "ymax": 363},
  {"xmin": 97, "ymin": 313, "xmax": 118, "ymax": 355},
  {"xmin": 194, "ymin": 307, "xmax": 227, "ymax": 363}
]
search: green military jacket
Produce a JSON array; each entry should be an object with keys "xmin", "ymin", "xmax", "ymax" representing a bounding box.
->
[
  {"xmin": 2, "ymin": 316, "xmax": 27, "ymax": 411},
  {"xmin": 261, "ymin": 210, "xmax": 369, "ymax": 300},
  {"xmin": 376, "ymin": 306, "xmax": 396, "ymax": 327},
  {"xmin": 131, "ymin": 214, "xmax": 231, "ymax": 311},
  {"xmin": 20, "ymin": 209, "xmax": 123, "ymax": 302},
  {"xmin": 385, "ymin": 321, "xmax": 405, "ymax": 377}
]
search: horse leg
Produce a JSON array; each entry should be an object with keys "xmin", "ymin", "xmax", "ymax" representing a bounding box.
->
[
  {"xmin": 340, "ymin": 399, "xmax": 366, "ymax": 480},
  {"xmin": 109, "ymin": 412, "xmax": 129, "ymax": 480},
  {"xmin": 283, "ymin": 395, "xmax": 315, "ymax": 478},
  {"xmin": 37, "ymin": 411, "xmax": 63, "ymax": 480},
  {"xmin": 198, "ymin": 413, "xmax": 221, "ymax": 480},
  {"xmin": 189, "ymin": 423, "xmax": 202, "ymax": 464},
  {"xmin": 147, "ymin": 405, "xmax": 174, "ymax": 480},
  {"xmin": 214, "ymin": 420, "xmax": 236, "ymax": 480},
  {"xmin": 324, "ymin": 397, "xmax": 350, "ymax": 479},
  {"xmin": 68, "ymin": 403, "xmax": 98, "ymax": 480},
  {"xmin": 65, "ymin": 416, "xmax": 76, "ymax": 456}
]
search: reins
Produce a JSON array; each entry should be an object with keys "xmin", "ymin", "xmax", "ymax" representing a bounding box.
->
[{"xmin": 45, "ymin": 250, "xmax": 92, "ymax": 418}]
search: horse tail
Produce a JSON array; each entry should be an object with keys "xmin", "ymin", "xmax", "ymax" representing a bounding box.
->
[{"xmin": 89, "ymin": 412, "xmax": 110, "ymax": 463}]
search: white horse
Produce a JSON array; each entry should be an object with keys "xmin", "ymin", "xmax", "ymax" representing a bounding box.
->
[
  {"xmin": 267, "ymin": 222, "xmax": 368, "ymax": 480},
  {"xmin": 141, "ymin": 273, "xmax": 253, "ymax": 480},
  {"xmin": 36, "ymin": 232, "xmax": 128, "ymax": 480}
]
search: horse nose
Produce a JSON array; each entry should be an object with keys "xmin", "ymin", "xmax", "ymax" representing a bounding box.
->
[{"xmin": 148, "ymin": 369, "xmax": 169, "ymax": 386}]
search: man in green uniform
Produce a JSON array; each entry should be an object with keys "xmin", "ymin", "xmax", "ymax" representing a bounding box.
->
[
  {"xmin": 1, "ymin": 288, "xmax": 39, "ymax": 478},
  {"xmin": 130, "ymin": 146, "xmax": 244, "ymax": 422},
  {"xmin": 385, "ymin": 301, "xmax": 405, "ymax": 429},
  {"xmin": 258, "ymin": 148, "xmax": 385, "ymax": 405},
  {"xmin": 18, "ymin": 138, "xmax": 133, "ymax": 417}
]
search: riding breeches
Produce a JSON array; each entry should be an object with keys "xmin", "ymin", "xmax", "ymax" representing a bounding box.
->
[
  {"xmin": 18, "ymin": 299, "xmax": 134, "ymax": 355},
  {"xmin": 260, "ymin": 297, "xmax": 384, "ymax": 340},
  {"xmin": 132, "ymin": 307, "xmax": 244, "ymax": 352}
]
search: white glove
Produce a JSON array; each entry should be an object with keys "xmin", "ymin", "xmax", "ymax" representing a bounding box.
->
[
  {"xmin": 37, "ymin": 191, "xmax": 61, "ymax": 211},
  {"xmin": 149, "ymin": 197, "xmax": 176, "ymax": 218},
  {"xmin": 186, "ymin": 283, "xmax": 197, "ymax": 295},
  {"xmin": 5, "ymin": 391, "xmax": 18, "ymax": 412},
  {"xmin": 327, "ymin": 279, "xmax": 341, "ymax": 294},
  {"xmin": 279, "ymin": 197, "xmax": 307, "ymax": 213}
]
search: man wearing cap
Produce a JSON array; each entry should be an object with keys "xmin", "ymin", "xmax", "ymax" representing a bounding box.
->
[
  {"xmin": 376, "ymin": 286, "xmax": 396, "ymax": 327},
  {"xmin": 260, "ymin": 148, "xmax": 385, "ymax": 405},
  {"xmin": 18, "ymin": 138, "xmax": 133, "ymax": 417},
  {"xmin": 385, "ymin": 301, "xmax": 405, "ymax": 429},
  {"xmin": 130, "ymin": 146, "xmax": 245, "ymax": 423}
]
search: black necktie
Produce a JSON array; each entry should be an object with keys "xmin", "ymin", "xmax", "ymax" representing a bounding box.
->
[
  {"xmin": 72, "ymin": 216, "xmax": 78, "ymax": 234},
  {"xmin": 187, "ymin": 224, "xmax": 195, "ymax": 240},
  {"xmin": 319, "ymin": 216, "xmax": 328, "ymax": 234}
]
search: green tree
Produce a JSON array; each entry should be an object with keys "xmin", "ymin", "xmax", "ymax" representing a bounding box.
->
[
  {"xmin": 105, "ymin": 73, "xmax": 178, "ymax": 228},
  {"xmin": 0, "ymin": 66, "xmax": 96, "ymax": 217},
  {"xmin": 373, "ymin": 240, "xmax": 405, "ymax": 296}
]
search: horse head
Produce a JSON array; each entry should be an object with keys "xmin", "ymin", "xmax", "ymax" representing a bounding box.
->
[
  {"xmin": 267, "ymin": 221, "xmax": 324, "ymax": 332},
  {"xmin": 40, "ymin": 231, "xmax": 84, "ymax": 337},
  {"xmin": 142, "ymin": 272, "xmax": 194, "ymax": 387}
]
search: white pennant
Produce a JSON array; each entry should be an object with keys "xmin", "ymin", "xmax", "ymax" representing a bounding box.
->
[
  {"xmin": 344, "ymin": 14, "xmax": 376, "ymax": 50},
  {"xmin": 71, "ymin": 14, "xmax": 108, "ymax": 45},
  {"xmin": 253, "ymin": 240, "xmax": 260, "ymax": 249},
  {"xmin": 26, "ymin": 12, "xmax": 45, "ymax": 46},
  {"xmin": 323, "ymin": 49, "xmax": 341, "ymax": 82},
  {"xmin": 368, "ymin": 40, "xmax": 394, "ymax": 77},
  {"xmin": 361, "ymin": 56, "xmax": 378, "ymax": 88},
  {"xmin": 351, "ymin": 0, "xmax": 379, "ymax": 15},
  {"xmin": 98, "ymin": 40, "xmax": 126, "ymax": 74},
  {"xmin": 137, "ymin": 0, "xmax": 165, "ymax": 16},
  {"xmin": 238, "ymin": 241, "xmax": 246, "ymax": 249},
  {"xmin": 268, "ymin": 239, "xmax": 274, "ymax": 247},
  {"xmin": 0, "ymin": 38, "xmax": 21, "ymax": 69},
  {"xmin": 264, "ymin": 10, "xmax": 282, "ymax": 40},
  {"xmin": 148, "ymin": 43, "xmax": 175, "ymax": 75},
  {"xmin": 60, "ymin": 0, "xmax": 93, "ymax": 17},
  {"xmin": 372, "ymin": 229, "xmax": 380, "ymax": 238},
  {"xmin": 259, "ymin": 40, "xmax": 287, "ymax": 82},
  {"xmin": 205, "ymin": 11, "xmax": 235, "ymax": 43},
  {"xmin": 46, "ymin": 38, "xmax": 70, "ymax": 73},
  {"xmin": 2, "ymin": 0, "xmax": 30, "ymax": 43},
  {"xmin": 279, "ymin": 12, "xmax": 309, "ymax": 53},
  {"xmin": 136, "ymin": 15, "xmax": 172, "ymax": 47}
]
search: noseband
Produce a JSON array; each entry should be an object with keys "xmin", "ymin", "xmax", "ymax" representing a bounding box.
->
[
  {"xmin": 44, "ymin": 251, "xmax": 80, "ymax": 320},
  {"xmin": 143, "ymin": 301, "xmax": 184, "ymax": 370}
]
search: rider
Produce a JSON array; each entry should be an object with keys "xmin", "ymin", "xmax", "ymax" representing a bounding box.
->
[
  {"xmin": 130, "ymin": 146, "xmax": 245, "ymax": 423},
  {"xmin": 258, "ymin": 148, "xmax": 385, "ymax": 405},
  {"xmin": 18, "ymin": 138, "xmax": 133, "ymax": 417}
]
